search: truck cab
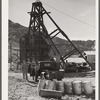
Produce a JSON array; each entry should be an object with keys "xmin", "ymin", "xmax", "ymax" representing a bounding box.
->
[{"xmin": 38, "ymin": 61, "xmax": 64, "ymax": 80}]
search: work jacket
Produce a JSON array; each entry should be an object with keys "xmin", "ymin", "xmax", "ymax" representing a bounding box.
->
[{"xmin": 22, "ymin": 62, "xmax": 28, "ymax": 73}]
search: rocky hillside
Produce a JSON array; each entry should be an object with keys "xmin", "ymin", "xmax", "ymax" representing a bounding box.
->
[
  {"xmin": 9, "ymin": 20, "xmax": 28, "ymax": 47},
  {"xmin": 52, "ymin": 37, "xmax": 95, "ymax": 55},
  {"xmin": 8, "ymin": 20, "xmax": 95, "ymax": 63}
]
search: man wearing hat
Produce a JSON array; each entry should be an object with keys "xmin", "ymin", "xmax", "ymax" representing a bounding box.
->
[{"xmin": 22, "ymin": 60, "xmax": 28, "ymax": 80}]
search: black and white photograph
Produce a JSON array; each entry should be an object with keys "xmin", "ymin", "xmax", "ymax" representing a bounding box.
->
[{"xmin": 2, "ymin": 0, "xmax": 98, "ymax": 100}]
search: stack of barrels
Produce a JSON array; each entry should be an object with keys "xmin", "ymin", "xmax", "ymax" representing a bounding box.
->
[
  {"xmin": 37, "ymin": 79, "xmax": 94, "ymax": 98},
  {"xmin": 65, "ymin": 80, "xmax": 94, "ymax": 96}
]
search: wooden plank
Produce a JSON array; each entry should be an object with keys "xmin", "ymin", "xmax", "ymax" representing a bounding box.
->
[{"xmin": 39, "ymin": 89, "xmax": 62, "ymax": 98}]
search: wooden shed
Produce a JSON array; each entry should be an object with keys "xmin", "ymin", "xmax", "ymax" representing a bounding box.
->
[{"xmin": 84, "ymin": 51, "xmax": 95, "ymax": 63}]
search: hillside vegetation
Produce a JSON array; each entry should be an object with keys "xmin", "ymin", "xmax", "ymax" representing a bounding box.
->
[{"xmin": 8, "ymin": 20, "xmax": 95, "ymax": 63}]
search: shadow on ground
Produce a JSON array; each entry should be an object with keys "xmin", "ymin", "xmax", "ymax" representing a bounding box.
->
[{"xmin": 64, "ymin": 71, "xmax": 95, "ymax": 78}]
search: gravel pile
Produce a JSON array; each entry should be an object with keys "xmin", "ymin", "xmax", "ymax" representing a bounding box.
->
[
  {"xmin": 9, "ymin": 76, "xmax": 40, "ymax": 100},
  {"xmin": 8, "ymin": 72, "xmax": 95, "ymax": 100}
]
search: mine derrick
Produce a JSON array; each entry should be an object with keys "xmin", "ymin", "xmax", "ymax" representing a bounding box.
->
[{"xmin": 20, "ymin": 1, "xmax": 93, "ymax": 82}]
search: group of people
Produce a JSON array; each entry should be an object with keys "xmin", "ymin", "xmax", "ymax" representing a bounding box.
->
[
  {"xmin": 21, "ymin": 59, "xmax": 39, "ymax": 81},
  {"xmin": 21, "ymin": 57, "xmax": 59, "ymax": 81}
]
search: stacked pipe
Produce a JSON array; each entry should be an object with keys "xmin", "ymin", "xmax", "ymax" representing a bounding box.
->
[{"xmin": 37, "ymin": 79, "xmax": 95, "ymax": 98}]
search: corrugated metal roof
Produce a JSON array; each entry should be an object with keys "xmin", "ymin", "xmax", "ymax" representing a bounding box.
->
[
  {"xmin": 67, "ymin": 57, "xmax": 86, "ymax": 63},
  {"xmin": 84, "ymin": 51, "xmax": 95, "ymax": 55}
]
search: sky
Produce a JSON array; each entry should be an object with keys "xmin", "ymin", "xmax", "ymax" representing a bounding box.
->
[{"xmin": 9, "ymin": 0, "xmax": 96, "ymax": 40}]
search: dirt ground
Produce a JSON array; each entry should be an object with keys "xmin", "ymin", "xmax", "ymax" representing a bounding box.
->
[{"xmin": 8, "ymin": 71, "xmax": 95, "ymax": 100}]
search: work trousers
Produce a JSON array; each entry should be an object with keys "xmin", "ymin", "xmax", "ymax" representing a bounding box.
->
[{"xmin": 23, "ymin": 72, "xmax": 28, "ymax": 80}]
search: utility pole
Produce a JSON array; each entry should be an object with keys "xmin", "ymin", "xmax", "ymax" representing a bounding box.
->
[
  {"xmin": 16, "ymin": 50, "xmax": 19, "ymax": 70},
  {"xmin": 9, "ymin": 41, "xmax": 12, "ymax": 70}
]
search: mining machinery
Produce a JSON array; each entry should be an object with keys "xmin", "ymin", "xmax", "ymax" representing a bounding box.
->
[{"xmin": 20, "ymin": 1, "xmax": 93, "ymax": 82}]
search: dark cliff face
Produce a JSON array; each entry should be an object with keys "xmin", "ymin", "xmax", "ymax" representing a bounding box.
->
[
  {"xmin": 9, "ymin": 20, "xmax": 28, "ymax": 39},
  {"xmin": 8, "ymin": 20, "xmax": 95, "ymax": 55}
]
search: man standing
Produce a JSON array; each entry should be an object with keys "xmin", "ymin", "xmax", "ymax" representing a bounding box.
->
[{"xmin": 22, "ymin": 60, "xmax": 28, "ymax": 80}]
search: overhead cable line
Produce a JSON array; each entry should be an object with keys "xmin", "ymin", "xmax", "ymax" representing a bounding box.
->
[{"xmin": 42, "ymin": 1, "xmax": 95, "ymax": 28}]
